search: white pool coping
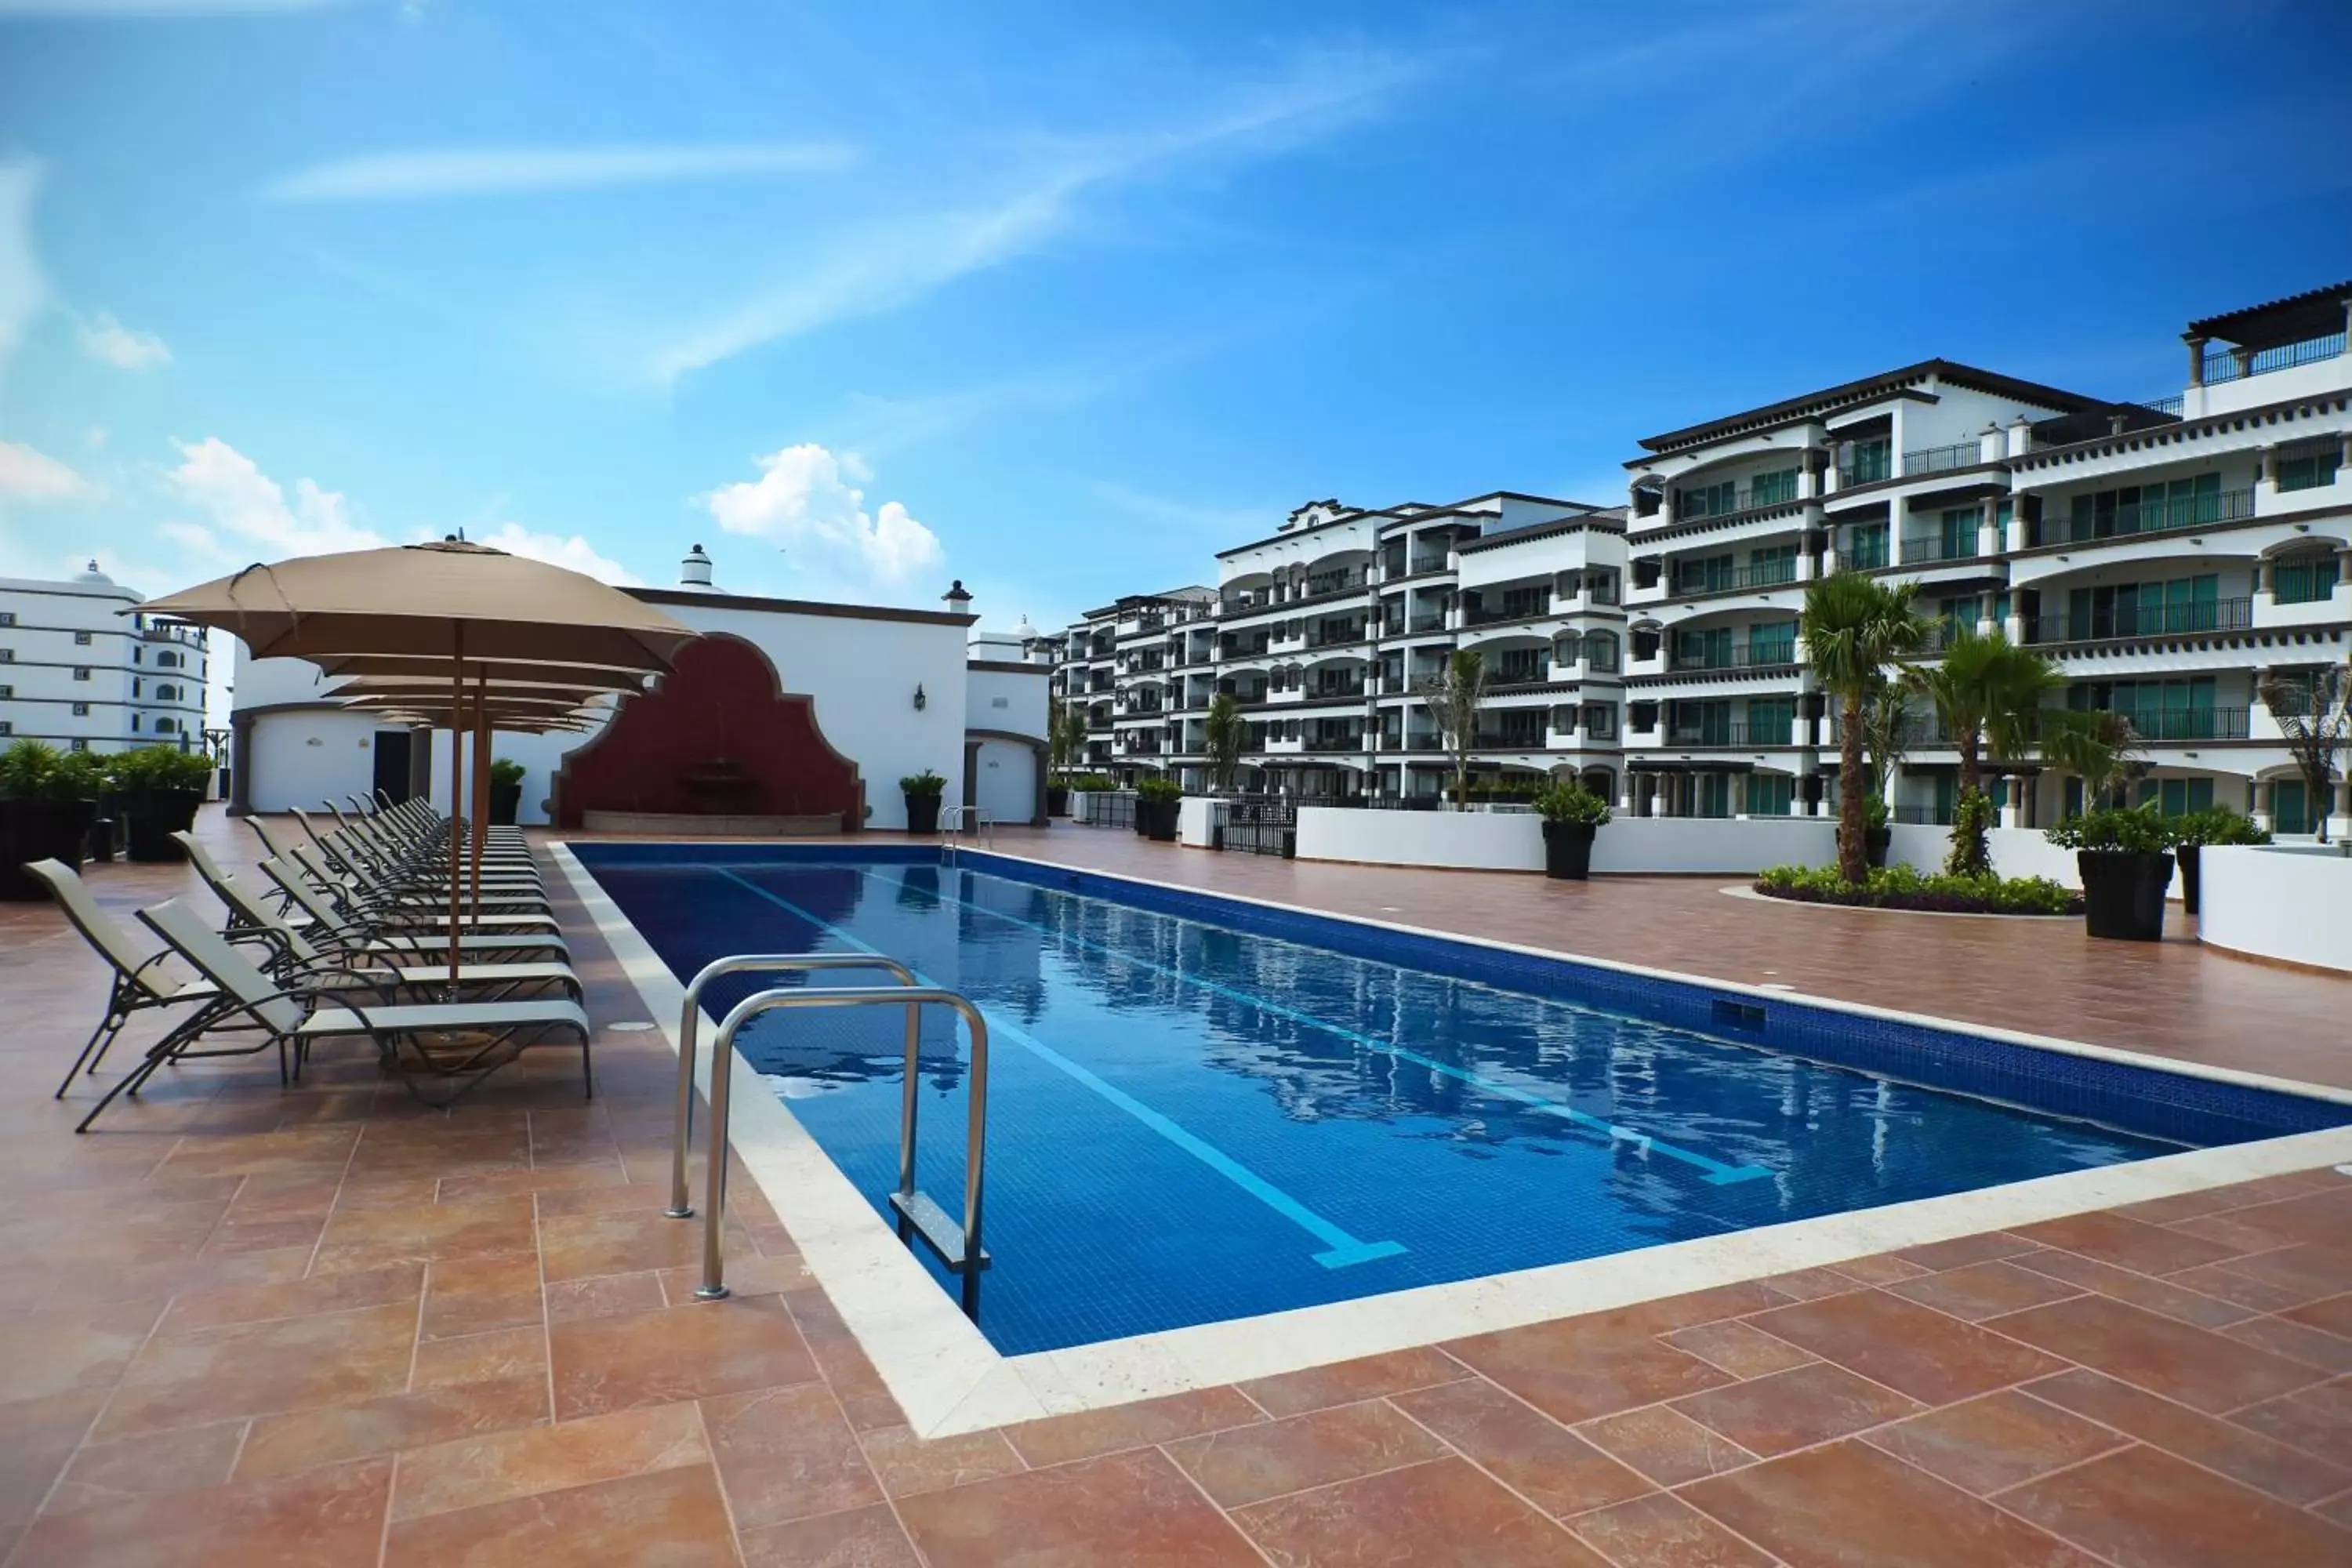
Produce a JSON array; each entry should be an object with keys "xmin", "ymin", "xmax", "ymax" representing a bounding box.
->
[{"xmin": 549, "ymin": 838, "xmax": 2352, "ymax": 1439}]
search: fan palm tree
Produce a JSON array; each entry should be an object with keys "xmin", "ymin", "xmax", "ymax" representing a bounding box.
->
[
  {"xmin": 1801, "ymin": 572, "xmax": 1929, "ymax": 883},
  {"xmin": 1905, "ymin": 630, "xmax": 2065, "ymax": 874},
  {"xmin": 1203, "ymin": 691, "xmax": 1247, "ymax": 793}
]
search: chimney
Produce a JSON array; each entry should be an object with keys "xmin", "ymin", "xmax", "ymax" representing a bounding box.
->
[
  {"xmin": 942, "ymin": 579, "xmax": 974, "ymax": 613},
  {"xmin": 680, "ymin": 543, "xmax": 714, "ymax": 588}
]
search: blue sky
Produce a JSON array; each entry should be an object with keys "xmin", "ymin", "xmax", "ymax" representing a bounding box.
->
[{"xmin": 1, "ymin": 0, "xmax": 2347, "ymax": 648}]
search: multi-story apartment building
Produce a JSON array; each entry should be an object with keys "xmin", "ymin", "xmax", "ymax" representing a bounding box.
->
[
  {"xmin": 0, "ymin": 561, "xmax": 211, "ymax": 753},
  {"xmin": 1053, "ymin": 278, "xmax": 2350, "ymax": 834}
]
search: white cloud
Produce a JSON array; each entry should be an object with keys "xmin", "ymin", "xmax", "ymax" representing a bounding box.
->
[
  {"xmin": 258, "ymin": 142, "xmax": 857, "ymax": 203},
  {"xmin": 472, "ymin": 522, "xmax": 637, "ymax": 586},
  {"xmin": 702, "ymin": 443, "xmax": 943, "ymax": 588},
  {"xmin": 157, "ymin": 519, "xmax": 223, "ymax": 557},
  {"xmin": 0, "ymin": 439, "xmax": 91, "ymax": 502},
  {"xmin": 647, "ymin": 47, "xmax": 1418, "ymax": 382},
  {"xmin": 78, "ymin": 311, "xmax": 172, "ymax": 371},
  {"xmin": 0, "ymin": 156, "xmax": 45, "ymax": 387},
  {"xmin": 164, "ymin": 436, "xmax": 389, "ymax": 557}
]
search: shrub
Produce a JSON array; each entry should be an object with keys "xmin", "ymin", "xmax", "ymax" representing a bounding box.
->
[
  {"xmin": 1069, "ymin": 774, "xmax": 1120, "ymax": 793},
  {"xmin": 488, "ymin": 758, "xmax": 528, "ymax": 788},
  {"xmin": 1135, "ymin": 776, "xmax": 1184, "ymax": 803},
  {"xmin": 1753, "ymin": 862, "xmax": 2080, "ymax": 916},
  {"xmin": 1943, "ymin": 786, "xmax": 1996, "ymax": 877},
  {"xmin": 1862, "ymin": 792, "xmax": 1891, "ymax": 832},
  {"xmin": 898, "ymin": 769, "xmax": 946, "ymax": 797},
  {"xmin": 107, "ymin": 744, "xmax": 214, "ymax": 796},
  {"xmin": 1534, "ymin": 780, "xmax": 1611, "ymax": 826},
  {"xmin": 0, "ymin": 739, "xmax": 65, "ymax": 801},
  {"xmin": 2168, "ymin": 804, "xmax": 2269, "ymax": 848},
  {"xmin": 2044, "ymin": 804, "xmax": 2170, "ymax": 855}
]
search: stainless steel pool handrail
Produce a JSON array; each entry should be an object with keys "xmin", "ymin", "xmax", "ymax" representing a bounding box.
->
[
  {"xmin": 666, "ymin": 953, "xmax": 920, "ymax": 1221},
  {"xmin": 938, "ymin": 803, "xmax": 993, "ymax": 848},
  {"xmin": 700, "ymin": 984, "xmax": 993, "ymax": 1307}
]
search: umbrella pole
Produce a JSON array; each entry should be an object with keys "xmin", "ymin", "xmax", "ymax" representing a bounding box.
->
[
  {"xmin": 471, "ymin": 671, "xmax": 489, "ymax": 917},
  {"xmin": 448, "ymin": 627, "xmax": 466, "ymax": 990}
]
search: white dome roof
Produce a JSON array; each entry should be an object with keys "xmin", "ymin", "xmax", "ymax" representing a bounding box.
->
[{"xmin": 72, "ymin": 559, "xmax": 114, "ymax": 586}]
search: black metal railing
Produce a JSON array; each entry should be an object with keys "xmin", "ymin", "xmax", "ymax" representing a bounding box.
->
[
  {"xmin": 1219, "ymin": 795, "xmax": 1295, "ymax": 857},
  {"xmin": 1668, "ymin": 559, "xmax": 1800, "ymax": 597},
  {"xmin": 1304, "ymin": 734, "xmax": 1367, "ymax": 753},
  {"xmin": 2028, "ymin": 597, "xmax": 2253, "ymax": 644},
  {"xmin": 2028, "ymin": 486, "xmax": 2256, "ymax": 546},
  {"xmin": 1075, "ymin": 790, "xmax": 1137, "ymax": 829},
  {"xmin": 1406, "ymin": 615, "xmax": 1448, "ymax": 633},
  {"xmin": 1675, "ymin": 480, "xmax": 1803, "ymax": 519},
  {"xmin": 1900, "ymin": 532, "xmax": 1979, "ymax": 564},
  {"xmin": 1668, "ymin": 641, "xmax": 1799, "ymax": 673},
  {"xmin": 2104, "ymin": 706, "xmax": 2251, "ymax": 742},
  {"xmin": 1461, "ymin": 601, "xmax": 1554, "ymax": 626},
  {"xmin": 1902, "ymin": 441, "xmax": 1983, "ymax": 477},
  {"xmin": 2203, "ymin": 332, "xmax": 2346, "ymax": 384},
  {"xmin": 1664, "ymin": 719, "xmax": 1795, "ymax": 747}
]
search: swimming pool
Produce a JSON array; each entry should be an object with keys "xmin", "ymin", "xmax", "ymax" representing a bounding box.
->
[{"xmin": 572, "ymin": 844, "xmax": 2352, "ymax": 1358}]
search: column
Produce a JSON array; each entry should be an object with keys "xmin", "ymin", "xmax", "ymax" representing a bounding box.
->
[
  {"xmin": 2335, "ymin": 779, "xmax": 2352, "ymax": 839},
  {"xmin": 1999, "ymin": 775, "xmax": 2023, "ymax": 829},
  {"xmin": 2183, "ymin": 334, "xmax": 2209, "ymax": 387},
  {"xmin": 2252, "ymin": 778, "xmax": 2273, "ymax": 833},
  {"xmin": 1618, "ymin": 773, "xmax": 1636, "ymax": 815},
  {"xmin": 2259, "ymin": 445, "xmax": 2279, "ymax": 491},
  {"xmin": 1977, "ymin": 499, "xmax": 2000, "ymax": 560},
  {"xmin": 1731, "ymin": 771, "xmax": 1748, "ymax": 820}
]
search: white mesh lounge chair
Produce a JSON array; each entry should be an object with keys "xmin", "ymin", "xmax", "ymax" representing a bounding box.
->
[
  {"xmin": 123, "ymin": 899, "xmax": 592, "ymax": 1122},
  {"xmin": 22, "ymin": 859, "xmax": 223, "ymax": 1098},
  {"xmin": 256, "ymin": 857, "xmax": 569, "ymax": 962}
]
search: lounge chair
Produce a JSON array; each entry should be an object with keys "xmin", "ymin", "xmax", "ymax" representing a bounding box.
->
[
  {"xmin": 256, "ymin": 856, "xmax": 569, "ymax": 961},
  {"xmin": 21, "ymin": 860, "xmax": 223, "ymax": 1098}
]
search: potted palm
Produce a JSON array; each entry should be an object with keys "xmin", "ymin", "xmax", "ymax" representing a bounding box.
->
[
  {"xmin": 108, "ymin": 743, "xmax": 214, "ymax": 862},
  {"xmin": 2168, "ymin": 805, "xmax": 2269, "ymax": 916},
  {"xmin": 1802, "ymin": 572, "xmax": 1929, "ymax": 884},
  {"xmin": 1046, "ymin": 702, "xmax": 1084, "ymax": 818},
  {"xmin": 1534, "ymin": 779, "xmax": 1610, "ymax": 879},
  {"xmin": 2046, "ymin": 804, "xmax": 2173, "ymax": 941},
  {"xmin": 1859, "ymin": 790, "xmax": 1893, "ymax": 868},
  {"xmin": 1135, "ymin": 775, "xmax": 1183, "ymax": 842},
  {"xmin": 487, "ymin": 759, "xmax": 527, "ymax": 826},
  {"xmin": 0, "ymin": 740, "xmax": 101, "ymax": 899},
  {"xmin": 900, "ymin": 770, "xmax": 946, "ymax": 834}
]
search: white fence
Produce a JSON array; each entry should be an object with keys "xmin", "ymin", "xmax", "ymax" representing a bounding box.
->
[{"xmin": 2198, "ymin": 844, "xmax": 2352, "ymax": 973}]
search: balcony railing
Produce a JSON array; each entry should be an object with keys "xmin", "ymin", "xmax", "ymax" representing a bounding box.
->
[
  {"xmin": 2202, "ymin": 332, "xmax": 2347, "ymax": 385},
  {"xmin": 1675, "ymin": 481, "xmax": 1803, "ymax": 519},
  {"xmin": 2111, "ymin": 706, "xmax": 2252, "ymax": 742},
  {"xmin": 1669, "ymin": 559, "xmax": 1800, "ymax": 597},
  {"xmin": 2029, "ymin": 597, "xmax": 2253, "ymax": 644},
  {"xmin": 2029, "ymin": 485, "xmax": 2256, "ymax": 546},
  {"xmin": 1304, "ymin": 734, "xmax": 1367, "ymax": 753},
  {"xmin": 1308, "ymin": 681, "xmax": 1367, "ymax": 699},
  {"xmin": 1471, "ymin": 730, "xmax": 1551, "ymax": 750},
  {"xmin": 2138, "ymin": 394, "xmax": 2185, "ymax": 417},
  {"xmin": 1461, "ymin": 601, "xmax": 1554, "ymax": 626},
  {"xmin": 1665, "ymin": 720, "xmax": 1792, "ymax": 747},
  {"xmin": 1406, "ymin": 614, "xmax": 1448, "ymax": 633},
  {"xmin": 1305, "ymin": 626, "xmax": 1369, "ymax": 648},
  {"xmin": 1900, "ymin": 532, "xmax": 1978, "ymax": 564},
  {"xmin": 1668, "ymin": 642, "xmax": 1799, "ymax": 673},
  {"xmin": 1902, "ymin": 441, "xmax": 1983, "ymax": 477}
]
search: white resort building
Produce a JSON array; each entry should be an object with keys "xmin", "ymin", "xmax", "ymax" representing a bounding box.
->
[
  {"xmin": 0, "ymin": 561, "xmax": 211, "ymax": 753},
  {"xmin": 1053, "ymin": 279, "xmax": 2352, "ymax": 837}
]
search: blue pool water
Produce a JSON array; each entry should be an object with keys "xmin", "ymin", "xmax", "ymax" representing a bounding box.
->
[{"xmin": 576, "ymin": 846, "xmax": 2345, "ymax": 1356}]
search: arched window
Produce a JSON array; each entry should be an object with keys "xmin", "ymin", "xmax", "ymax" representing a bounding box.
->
[
  {"xmin": 156, "ymin": 684, "xmax": 178, "ymax": 702},
  {"xmin": 157, "ymin": 651, "xmax": 181, "ymax": 668},
  {"xmin": 154, "ymin": 717, "xmax": 177, "ymax": 735},
  {"xmin": 1583, "ymin": 630, "xmax": 1621, "ymax": 672}
]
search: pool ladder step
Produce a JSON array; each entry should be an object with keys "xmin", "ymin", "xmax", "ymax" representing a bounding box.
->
[{"xmin": 666, "ymin": 953, "xmax": 993, "ymax": 1316}]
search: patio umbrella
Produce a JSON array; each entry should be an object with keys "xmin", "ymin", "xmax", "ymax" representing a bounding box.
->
[{"xmin": 140, "ymin": 539, "xmax": 696, "ymax": 984}]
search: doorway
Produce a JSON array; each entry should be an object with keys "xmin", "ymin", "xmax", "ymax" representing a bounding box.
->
[{"xmin": 372, "ymin": 729, "xmax": 415, "ymax": 804}]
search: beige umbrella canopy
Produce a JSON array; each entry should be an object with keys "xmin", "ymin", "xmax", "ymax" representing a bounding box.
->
[{"xmin": 141, "ymin": 539, "xmax": 698, "ymax": 985}]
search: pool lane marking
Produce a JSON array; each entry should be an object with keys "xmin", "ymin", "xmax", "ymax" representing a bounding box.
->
[
  {"xmin": 710, "ymin": 867, "xmax": 1406, "ymax": 1270},
  {"xmin": 914, "ymin": 873, "xmax": 1773, "ymax": 1187}
]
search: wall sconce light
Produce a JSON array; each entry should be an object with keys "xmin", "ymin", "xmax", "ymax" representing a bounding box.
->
[{"xmin": 913, "ymin": 684, "xmax": 927, "ymax": 712}]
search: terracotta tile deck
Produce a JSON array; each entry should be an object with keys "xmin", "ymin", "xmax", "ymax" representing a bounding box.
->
[{"xmin": 0, "ymin": 810, "xmax": 2343, "ymax": 1565}]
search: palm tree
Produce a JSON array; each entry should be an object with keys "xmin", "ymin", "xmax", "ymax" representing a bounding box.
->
[
  {"xmin": 1801, "ymin": 572, "xmax": 1928, "ymax": 883},
  {"xmin": 1417, "ymin": 648, "xmax": 1489, "ymax": 810},
  {"xmin": 1047, "ymin": 700, "xmax": 1087, "ymax": 781},
  {"xmin": 1905, "ymin": 630, "xmax": 2064, "ymax": 874},
  {"xmin": 1203, "ymin": 692, "xmax": 1247, "ymax": 793},
  {"xmin": 2043, "ymin": 710, "xmax": 2147, "ymax": 812}
]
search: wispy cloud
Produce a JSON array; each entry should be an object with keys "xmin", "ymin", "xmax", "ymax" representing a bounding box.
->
[
  {"xmin": 257, "ymin": 142, "xmax": 858, "ymax": 203},
  {"xmin": 0, "ymin": 155, "xmax": 45, "ymax": 387},
  {"xmin": 78, "ymin": 310, "xmax": 172, "ymax": 370},
  {"xmin": 0, "ymin": 440, "xmax": 93, "ymax": 503},
  {"xmin": 645, "ymin": 46, "xmax": 1421, "ymax": 383}
]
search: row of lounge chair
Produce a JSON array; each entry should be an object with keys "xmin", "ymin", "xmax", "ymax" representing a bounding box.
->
[{"xmin": 31, "ymin": 793, "xmax": 592, "ymax": 1130}]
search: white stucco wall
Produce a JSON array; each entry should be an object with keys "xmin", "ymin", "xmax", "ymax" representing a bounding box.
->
[
  {"xmin": 2198, "ymin": 844, "xmax": 2352, "ymax": 973},
  {"xmin": 244, "ymin": 709, "xmax": 395, "ymax": 814},
  {"xmin": 1295, "ymin": 808, "xmax": 1841, "ymax": 873},
  {"xmin": 971, "ymin": 739, "xmax": 1036, "ymax": 826},
  {"xmin": 1886, "ymin": 825, "xmax": 2091, "ymax": 890}
]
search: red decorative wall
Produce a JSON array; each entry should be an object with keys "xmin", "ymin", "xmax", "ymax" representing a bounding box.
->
[{"xmin": 551, "ymin": 634, "xmax": 863, "ymax": 829}]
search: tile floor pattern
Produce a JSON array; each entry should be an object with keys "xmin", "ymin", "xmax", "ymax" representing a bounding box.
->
[{"xmin": 0, "ymin": 812, "xmax": 2346, "ymax": 1566}]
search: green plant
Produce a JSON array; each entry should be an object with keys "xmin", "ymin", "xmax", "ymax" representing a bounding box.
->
[
  {"xmin": 2168, "ymin": 805, "xmax": 2270, "ymax": 848},
  {"xmin": 1801, "ymin": 572, "xmax": 1929, "ymax": 883},
  {"xmin": 2259, "ymin": 663, "xmax": 2347, "ymax": 844},
  {"xmin": 1862, "ymin": 792, "xmax": 1891, "ymax": 832},
  {"xmin": 52, "ymin": 750, "xmax": 110, "ymax": 800},
  {"xmin": 1415, "ymin": 648, "xmax": 1488, "ymax": 811},
  {"xmin": 1906, "ymin": 630, "xmax": 2064, "ymax": 876},
  {"xmin": 488, "ymin": 758, "xmax": 527, "ymax": 788},
  {"xmin": 1135, "ymin": 776, "xmax": 1183, "ymax": 804},
  {"xmin": 0, "ymin": 739, "xmax": 64, "ymax": 801},
  {"xmin": 1858, "ymin": 679, "xmax": 1912, "ymax": 802},
  {"xmin": 1753, "ymin": 862, "xmax": 2078, "ymax": 916},
  {"xmin": 1943, "ymin": 787, "xmax": 1997, "ymax": 877},
  {"xmin": 2044, "ymin": 710, "xmax": 2147, "ymax": 812},
  {"xmin": 2044, "ymin": 804, "xmax": 2172, "ymax": 855},
  {"xmin": 1069, "ymin": 773, "xmax": 1119, "ymax": 793},
  {"xmin": 1203, "ymin": 692, "xmax": 1247, "ymax": 793},
  {"xmin": 898, "ymin": 769, "xmax": 946, "ymax": 797},
  {"xmin": 1048, "ymin": 701, "xmax": 1088, "ymax": 777},
  {"xmin": 1534, "ymin": 780, "xmax": 1611, "ymax": 826},
  {"xmin": 106, "ymin": 744, "xmax": 214, "ymax": 796}
]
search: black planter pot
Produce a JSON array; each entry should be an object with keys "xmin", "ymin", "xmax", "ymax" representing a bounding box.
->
[
  {"xmin": 0, "ymin": 798, "xmax": 96, "ymax": 898},
  {"xmin": 488, "ymin": 782, "xmax": 523, "ymax": 826},
  {"xmin": 1139, "ymin": 797, "xmax": 1180, "ymax": 842},
  {"xmin": 1046, "ymin": 786, "xmax": 1071, "ymax": 818},
  {"xmin": 2176, "ymin": 843, "xmax": 2202, "ymax": 916},
  {"xmin": 904, "ymin": 792, "xmax": 942, "ymax": 835},
  {"xmin": 122, "ymin": 789, "xmax": 205, "ymax": 862},
  {"xmin": 2078, "ymin": 850, "xmax": 2173, "ymax": 941},
  {"xmin": 1541, "ymin": 820, "xmax": 1597, "ymax": 880}
]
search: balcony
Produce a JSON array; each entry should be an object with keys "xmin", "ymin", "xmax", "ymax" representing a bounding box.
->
[
  {"xmin": 1405, "ymin": 614, "xmax": 1448, "ymax": 634},
  {"xmin": 1668, "ymin": 560, "xmax": 1800, "ymax": 597},
  {"xmin": 1675, "ymin": 480, "xmax": 1803, "ymax": 521},
  {"xmin": 1304, "ymin": 734, "xmax": 1367, "ymax": 753},
  {"xmin": 1901, "ymin": 441, "xmax": 1984, "ymax": 478},
  {"xmin": 1900, "ymin": 532, "xmax": 1979, "ymax": 564},
  {"xmin": 1305, "ymin": 626, "xmax": 1369, "ymax": 650},
  {"xmin": 2107, "ymin": 706, "xmax": 2252, "ymax": 742},
  {"xmin": 1667, "ymin": 642, "xmax": 1799, "ymax": 673},
  {"xmin": 2201, "ymin": 332, "xmax": 2346, "ymax": 386},
  {"xmin": 1664, "ymin": 720, "xmax": 1789, "ymax": 747},
  {"xmin": 2027, "ymin": 486, "xmax": 2256, "ymax": 547},
  {"xmin": 2027, "ymin": 598, "xmax": 2253, "ymax": 645}
]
